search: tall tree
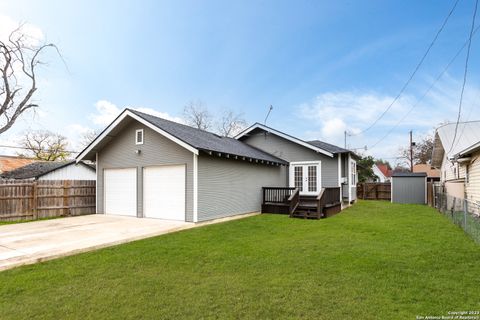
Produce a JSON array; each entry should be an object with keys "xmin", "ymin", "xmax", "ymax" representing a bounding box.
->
[
  {"xmin": 183, "ymin": 101, "xmax": 212, "ymax": 130},
  {"xmin": 17, "ymin": 130, "xmax": 70, "ymax": 161},
  {"xmin": 398, "ymin": 134, "xmax": 435, "ymax": 167},
  {"xmin": 216, "ymin": 110, "xmax": 247, "ymax": 137},
  {"xmin": 0, "ymin": 26, "xmax": 59, "ymax": 135},
  {"xmin": 79, "ymin": 129, "xmax": 98, "ymax": 149},
  {"xmin": 357, "ymin": 155, "xmax": 377, "ymax": 183}
]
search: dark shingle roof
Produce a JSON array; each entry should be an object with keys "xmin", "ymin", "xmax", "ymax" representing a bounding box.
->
[
  {"xmin": 1, "ymin": 161, "xmax": 85, "ymax": 179},
  {"xmin": 391, "ymin": 172, "xmax": 427, "ymax": 177},
  {"xmin": 129, "ymin": 109, "xmax": 287, "ymax": 164},
  {"xmin": 307, "ymin": 140, "xmax": 350, "ymax": 154}
]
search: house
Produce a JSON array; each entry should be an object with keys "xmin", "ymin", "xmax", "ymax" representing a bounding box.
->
[
  {"xmin": 372, "ymin": 163, "xmax": 391, "ymax": 182},
  {"xmin": 76, "ymin": 108, "xmax": 358, "ymax": 222},
  {"xmin": 412, "ymin": 164, "xmax": 440, "ymax": 183},
  {"xmin": 431, "ymin": 121, "xmax": 480, "ymax": 200},
  {"xmin": 1, "ymin": 160, "xmax": 96, "ymax": 180},
  {"xmin": 0, "ymin": 155, "xmax": 39, "ymax": 174}
]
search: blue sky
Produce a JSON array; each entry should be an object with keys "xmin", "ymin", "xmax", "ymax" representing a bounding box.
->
[{"xmin": 1, "ymin": 0, "xmax": 479, "ymax": 164}]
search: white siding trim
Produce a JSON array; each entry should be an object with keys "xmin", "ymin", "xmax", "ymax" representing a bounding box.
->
[
  {"xmin": 193, "ymin": 153, "xmax": 198, "ymax": 222},
  {"xmin": 348, "ymin": 153, "xmax": 352, "ymax": 203},
  {"xmin": 235, "ymin": 123, "xmax": 334, "ymax": 157},
  {"xmin": 338, "ymin": 154, "xmax": 342, "ymax": 202},
  {"xmin": 76, "ymin": 110, "xmax": 198, "ymax": 162},
  {"xmin": 96, "ymin": 152, "xmax": 98, "ymax": 213}
]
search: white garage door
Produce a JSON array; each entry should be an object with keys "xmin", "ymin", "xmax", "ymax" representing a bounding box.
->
[
  {"xmin": 104, "ymin": 168, "xmax": 137, "ymax": 216},
  {"xmin": 143, "ymin": 165, "xmax": 185, "ymax": 220}
]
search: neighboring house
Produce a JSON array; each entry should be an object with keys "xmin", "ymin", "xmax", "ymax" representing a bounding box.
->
[
  {"xmin": 412, "ymin": 164, "xmax": 440, "ymax": 183},
  {"xmin": 76, "ymin": 108, "xmax": 358, "ymax": 222},
  {"xmin": 372, "ymin": 163, "xmax": 391, "ymax": 182},
  {"xmin": 1, "ymin": 160, "xmax": 96, "ymax": 180},
  {"xmin": 431, "ymin": 121, "xmax": 480, "ymax": 201},
  {"xmin": 0, "ymin": 155, "xmax": 39, "ymax": 174}
]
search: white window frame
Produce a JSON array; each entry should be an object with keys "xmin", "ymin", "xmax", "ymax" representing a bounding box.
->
[
  {"xmin": 350, "ymin": 160, "xmax": 357, "ymax": 186},
  {"xmin": 135, "ymin": 129, "xmax": 144, "ymax": 145}
]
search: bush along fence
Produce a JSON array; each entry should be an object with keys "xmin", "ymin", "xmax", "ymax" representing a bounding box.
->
[
  {"xmin": 434, "ymin": 186, "xmax": 480, "ymax": 244},
  {"xmin": 0, "ymin": 180, "xmax": 96, "ymax": 222},
  {"xmin": 356, "ymin": 183, "xmax": 391, "ymax": 201}
]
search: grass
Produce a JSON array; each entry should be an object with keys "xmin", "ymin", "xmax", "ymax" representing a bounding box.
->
[
  {"xmin": 0, "ymin": 216, "xmax": 63, "ymax": 225},
  {"xmin": 0, "ymin": 201, "xmax": 479, "ymax": 319}
]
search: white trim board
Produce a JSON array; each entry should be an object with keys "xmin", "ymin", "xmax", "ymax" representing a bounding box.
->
[
  {"xmin": 235, "ymin": 123, "xmax": 334, "ymax": 158},
  {"xmin": 76, "ymin": 109, "xmax": 198, "ymax": 162}
]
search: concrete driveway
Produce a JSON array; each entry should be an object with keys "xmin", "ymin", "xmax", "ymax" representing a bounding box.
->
[{"xmin": 0, "ymin": 215, "xmax": 194, "ymax": 271}]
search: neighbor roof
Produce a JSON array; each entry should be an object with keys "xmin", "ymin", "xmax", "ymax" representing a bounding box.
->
[
  {"xmin": 431, "ymin": 121, "xmax": 480, "ymax": 167},
  {"xmin": 0, "ymin": 155, "xmax": 39, "ymax": 173},
  {"xmin": 375, "ymin": 163, "xmax": 392, "ymax": 178},
  {"xmin": 412, "ymin": 164, "xmax": 440, "ymax": 178},
  {"xmin": 77, "ymin": 109, "xmax": 287, "ymax": 165},
  {"xmin": 1, "ymin": 161, "xmax": 93, "ymax": 180}
]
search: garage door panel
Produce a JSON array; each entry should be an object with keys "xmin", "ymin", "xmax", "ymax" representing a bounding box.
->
[
  {"xmin": 104, "ymin": 168, "xmax": 137, "ymax": 216},
  {"xmin": 143, "ymin": 165, "xmax": 185, "ymax": 220}
]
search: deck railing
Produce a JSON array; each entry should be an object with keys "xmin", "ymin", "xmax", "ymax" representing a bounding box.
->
[
  {"xmin": 262, "ymin": 187, "xmax": 299, "ymax": 215},
  {"xmin": 317, "ymin": 187, "xmax": 341, "ymax": 217},
  {"xmin": 262, "ymin": 187, "xmax": 297, "ymax": 204}
]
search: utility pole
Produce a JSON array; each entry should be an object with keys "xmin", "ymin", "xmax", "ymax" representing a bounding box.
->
[{"xmin": 409, "ymin": 130, "xmax": 414, "ymax": 172}]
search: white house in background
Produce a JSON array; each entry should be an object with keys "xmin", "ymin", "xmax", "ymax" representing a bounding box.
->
[
  {"xmin": 372, "ymin": 163, "xmax": 391, "ymax": 182},
  {"xmin": 0, "ymin": 160, "xmax": 96, "ymax": 180},
  {"xmin": 431, "ymin": 121, "xmax": 480, "ymax": 201}
]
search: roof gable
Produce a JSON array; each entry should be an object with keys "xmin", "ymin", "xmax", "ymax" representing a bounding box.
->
[
  {"xmin": 77, "ymin": 109, "xmax": 286, "ymax": 165},
  {"xmin": 1, "ymin": 161, "xmax": 94, "ymax": 180},
  {"xmin": 235, "ymin": 123, "xmax": 336, "ymax": 157}
]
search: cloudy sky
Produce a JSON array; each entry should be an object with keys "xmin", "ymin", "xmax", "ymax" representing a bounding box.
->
[{"xmin": 1, "ymin": 0, "xmax": 479, "ymax": 165}]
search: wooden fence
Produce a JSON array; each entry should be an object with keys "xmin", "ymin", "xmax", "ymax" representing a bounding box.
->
[
  {"xmin": 0, "ymin": 180, "xmax": 96, "ymax": 221},
  {"xmin": 357, "ymin": 182, "xmax": 391, "ymax": 201}
]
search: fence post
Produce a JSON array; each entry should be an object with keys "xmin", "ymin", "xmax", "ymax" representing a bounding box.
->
[
  {"xmin": 464, "ymin": 199, "xmax": 468, "ymax": 231},
  {"xmin": 32, "ymin": 181, "xmax": 38, "ymax": 220},
  {"xmin": 63, "ymin": 180, "xmax": 70, "ymax": 216}
]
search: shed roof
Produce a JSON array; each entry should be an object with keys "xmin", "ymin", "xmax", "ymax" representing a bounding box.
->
[
  {"xmin": 0, "ymin": 155, "xmax": 39, "ymax": 173},
  {"xmin": 391, "ymin": 172, "xmax": 427, "ymax": 177}
]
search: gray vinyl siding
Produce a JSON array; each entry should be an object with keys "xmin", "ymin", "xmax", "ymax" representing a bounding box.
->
[
  {"xmin": 391, "ymin": 177, "xmax": 426, "ymax": 204},
  {"xmin": 197, "ymin": 155, "xmax": 286, "ymax": 221},
  {"xmin": 97, "ymin": 120, "xmax": 194, "ymax": 221},
  {"xmin": 242, "ymin": 132, "xmax": 339, "ymax": 187}
]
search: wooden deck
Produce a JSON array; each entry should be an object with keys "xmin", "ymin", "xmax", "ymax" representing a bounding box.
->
[{"xmin": 262, "ymin": 187, "xmax": 341, "ymax": 219}]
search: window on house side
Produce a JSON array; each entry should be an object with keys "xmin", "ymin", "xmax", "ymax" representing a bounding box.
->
[{"xmin": 135, "ymin": 129, "xmax": 144, "ymax": 145}]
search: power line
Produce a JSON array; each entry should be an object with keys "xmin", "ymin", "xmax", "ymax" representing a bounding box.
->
[
  {"xmin": 447, "ymin": 0, "xmax": 478, "ymax": 155},
  {"xmin": 349, "ymin": 0, "xmax": 461, "ymax": 137},
  {"xmin": 0, "ymin": 144, "xmax": 80, "ymax": 154},
  {"xmin": 368, "ymin": 23, "xmax": 480, "ymax": 150}
]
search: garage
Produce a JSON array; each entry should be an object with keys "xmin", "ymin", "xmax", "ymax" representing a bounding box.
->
[
  {"xmin": 143, "ymin": 165, "xmax": 186, "ymax": 221},
  {"xmin": 104, "ymin": 168, "xmax": 137, "ymax": 216},
  {"xmin": 391, "ymin": 172, "xmax": 427, "ymax": 204}
]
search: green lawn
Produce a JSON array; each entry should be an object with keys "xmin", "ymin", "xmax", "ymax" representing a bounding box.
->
[{"xmin": 1, "ymin": 201, "xmax": 479, "ymax": 319}]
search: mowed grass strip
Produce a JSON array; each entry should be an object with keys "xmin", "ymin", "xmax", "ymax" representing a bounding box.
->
[{"xmin": 0, "ymin": 201, "xmax": 479, "ymax": 319}]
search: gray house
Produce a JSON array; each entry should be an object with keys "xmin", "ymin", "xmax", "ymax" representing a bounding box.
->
[{"xmin": 76, "ymin": 109, "xmax": 357, "ymax": 222}]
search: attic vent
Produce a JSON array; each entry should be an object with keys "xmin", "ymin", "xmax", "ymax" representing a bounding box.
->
[{"xmin": 135, "ymin": 129, "xmax": 144, "ymax": 145}]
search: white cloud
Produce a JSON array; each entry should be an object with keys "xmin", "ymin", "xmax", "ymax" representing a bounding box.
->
[
  {"xmin": 89, "ymin": 100, "xmax": 184, "ymax": 126},
  {"xmin": 0, "ymin": 14, "xmax": 44, "ymax": 45}
]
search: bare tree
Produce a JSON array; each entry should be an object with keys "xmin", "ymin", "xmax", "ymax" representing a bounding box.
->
[
  {"xmin": 216, "ymin": 110, "xmax": 247, "ymax": 137},
  {"xmin": 183, "ymin": 101, "xmax": 212, "ymax": 130},
  {"xmin": 17, "ymin": 130, "xmax": 71, "ymax": 161},
  {"xmin": 79, "ymin": 129, "xmax": 98, "ymax": 149},
  {"xmin": 398, "ymin": 134, "xmax": 435, "ymax": 166},
  {"xmin": 0, "ymin": 26, "xmax": 59, "ymax": 135}
]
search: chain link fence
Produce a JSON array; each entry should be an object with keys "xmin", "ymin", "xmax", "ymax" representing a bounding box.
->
[{"xmin": 434, "ymin": 186, "xmax": 480, "ymax": 244}]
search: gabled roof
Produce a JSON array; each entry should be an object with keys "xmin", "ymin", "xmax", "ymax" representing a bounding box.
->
[
  {"xmin": 432, "ymin": 121, "xmax": 480, "ymax": 167},
  {"xmin": 235, "ymin": 123, "xmax": 346, "ymax": 157},
  {"xmin": 77, "ymin": 109, "xmax": 287, "ymax": 165},
  {"xmin": 1, "ymin": 161, "xmax": 94, "ymax": 180},
  {"xmin": 374, "ymin": 163, "xmax": 392, "ymax": 178}
]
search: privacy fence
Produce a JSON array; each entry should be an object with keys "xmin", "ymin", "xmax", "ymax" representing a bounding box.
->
[
  {"xmin": 434, "ymin": 185, "xmax": 480, "ymax": 244},
  {"xmin": 356, "ymin": 183, "xmax": 391, "ymax": 201},
  {"xmin": 0, "ymin": 180, "xmax": 96, "ymax": 222}
]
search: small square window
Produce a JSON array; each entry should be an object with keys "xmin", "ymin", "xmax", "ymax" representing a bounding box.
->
[{"xmin": 135, "ymin": 129, "xmax": 144, "ymax": 145}]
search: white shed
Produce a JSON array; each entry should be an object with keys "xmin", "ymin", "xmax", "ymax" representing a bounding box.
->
[{"xmin": 1, "ymin": 161, "xmax": 96, "ymax": 181}]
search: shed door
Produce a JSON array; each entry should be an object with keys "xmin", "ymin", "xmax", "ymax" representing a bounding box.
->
[
  {"xmin": 143, "ymin": 165, "xmax": 186, "ymax": 221},
  {"xmin": 104, "ymin": 168, "xmax": 137, "ymax": 216}
]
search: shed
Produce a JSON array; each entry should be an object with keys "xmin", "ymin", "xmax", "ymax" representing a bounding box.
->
[{"xmin": 391, "ymin": 172, "xmax": 427, "ymax": 204}]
